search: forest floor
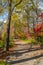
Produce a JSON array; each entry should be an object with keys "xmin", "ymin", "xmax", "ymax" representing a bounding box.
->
[
  {"xmin": 7, "ymin": 40, "xmax": 43, "ymax": 65},
  {"xmin": 0, "ymin": 40, "xmax": 43, "ymax": 65}
]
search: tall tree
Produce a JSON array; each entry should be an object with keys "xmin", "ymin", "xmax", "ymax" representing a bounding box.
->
[{"xmin": 6, "ymin": 0, "xmax": 22, "ymax": 51}]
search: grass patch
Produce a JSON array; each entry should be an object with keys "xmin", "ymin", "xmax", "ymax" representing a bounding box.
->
[
  {"xmin": 22, "ymin": 38, "xmax": 37, "ymax": 45},
  {"xmin": 23, "ymin": 40, "xmax": 31, "ymax": 43},
  {"xmin": 22, "ymin": 38, "xmax": 32, "ymax": 43},
  {"xmin": 0, "ymin": 41, "xmax": 5, "ymax": 49},
  {"xmin": 0, "ymin": 61, "xmax": 9, "ymax": 65}
]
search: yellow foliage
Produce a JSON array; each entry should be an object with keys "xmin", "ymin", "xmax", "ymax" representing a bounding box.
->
[{"xmin": 11, "ymin": 13, "xmax": 18, "ymax": 21}]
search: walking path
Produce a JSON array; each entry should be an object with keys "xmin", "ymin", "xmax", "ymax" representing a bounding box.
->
[{"xmin": 6, "ymin": 43, "xmax": 43, "ymax": 65}]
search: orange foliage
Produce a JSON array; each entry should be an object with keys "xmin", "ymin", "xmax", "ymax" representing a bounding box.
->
[{"xmin": 34, "ymin": 23, "xmax": 43, "ymax": 34}]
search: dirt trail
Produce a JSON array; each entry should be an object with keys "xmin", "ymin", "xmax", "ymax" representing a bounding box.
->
[{"xmin": 6, "ymin": 44, "xmax": 43, "ymax": 65}]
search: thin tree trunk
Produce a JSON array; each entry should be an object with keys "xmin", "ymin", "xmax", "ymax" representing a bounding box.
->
[
  {"xmin": 26, "ymin": 10, "xmax": 30, "ymax": 34},
  {"xmin": 6, "ymin": 0, "xmax": 12, "ymax": 51}
]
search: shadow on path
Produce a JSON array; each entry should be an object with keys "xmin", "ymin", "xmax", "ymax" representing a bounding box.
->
[
  {"xmin": 9, "ymin": 54, "xmax": 43, "ymax": 64},
  {"xmin": 9, "ymin": 48, "xmax": 43, "ymax": 58}
]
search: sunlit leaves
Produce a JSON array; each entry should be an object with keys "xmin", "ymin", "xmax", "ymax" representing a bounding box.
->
[
  {"xmin": 14, "ymin": 20, "xmax": 26, "ymax": 38},
  {"xmin": 11, "ymin": 13, "xmax": 19, "ymax": 21}
]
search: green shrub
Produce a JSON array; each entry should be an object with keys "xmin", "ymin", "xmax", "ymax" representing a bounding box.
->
[
  {"xmin": 31, "ymin": 39, "xmax": 37, "ymax": 45},
  {"xmin": 20, "ymin": 36, "xmax": 26, "ymax": 40},
  {"xmin": 0, "ymin": 40, "xmax": 5, "ymax": 49},
  {"xmin": 36, "ymin": 35, "xmax": 43, "ymax": 45},
  {"xmin": 0, "ymin": 33, "xmax": 6, "ymax": 49},
  {"xmin": 9, "ymin": 37, "xmax": 15, "ymax": 48}
]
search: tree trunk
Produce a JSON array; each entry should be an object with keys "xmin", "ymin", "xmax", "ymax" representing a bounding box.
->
[{"xmin": 6, "ymin": 0, "xmax": 12, "ymax": 51}]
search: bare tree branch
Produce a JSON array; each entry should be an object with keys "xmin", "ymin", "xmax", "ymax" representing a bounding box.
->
[{"xmin": 12, "ymin": 0, "xmax": 22, "ymax": 12}]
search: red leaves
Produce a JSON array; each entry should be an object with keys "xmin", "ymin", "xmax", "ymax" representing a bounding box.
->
[{"xmin": 34, "ymin": 24, "xmax": 43, "ymax": 34}]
